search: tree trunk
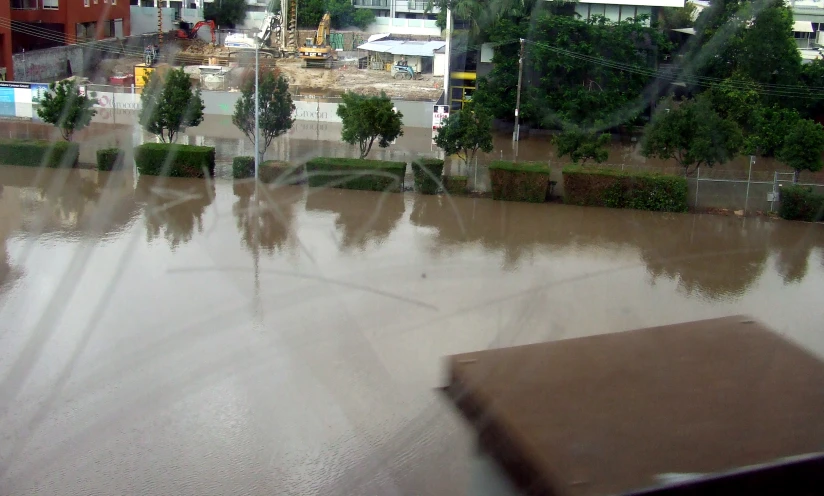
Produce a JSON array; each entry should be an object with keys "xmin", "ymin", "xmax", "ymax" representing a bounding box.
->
[{"xmin": 794, "ymin": 169, "xmax": 800, "ymax": 184}]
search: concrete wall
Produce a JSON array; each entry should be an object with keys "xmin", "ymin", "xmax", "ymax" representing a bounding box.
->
[
  {"xmin": 131, "ymin": 6, "xmax": 178, "ymax": 35},
  {"xmin": 367, "ymin": 17, "xmax": 441, "ymax": 36},
  {"xmin": 13, "ymin": 45, "xmax": 84, "ymax": 83}
]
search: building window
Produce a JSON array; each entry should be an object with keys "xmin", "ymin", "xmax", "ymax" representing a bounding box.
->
[
  {"xmin": 84, "ymin": 0, "xmax": 90, "ymax": 6},
  {"xmin": 42, "ymin": 0, "xmax": 58, "ymax": 8},
  {"xmin": 112, "ymin": 0, "xmax": 116, "ymax": 5},
  {"xmin": 11, "ymin": 0, "xmax": 38, "ymax": 9}
]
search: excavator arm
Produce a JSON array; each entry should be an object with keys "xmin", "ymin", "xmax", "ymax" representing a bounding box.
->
[
  {"xmin": 190, "ymin": 20, "xmax": 217, "ymax": 44},
  {"xmin": 315, "ymin": 12, "xmax": 331, "ymax": 47}
]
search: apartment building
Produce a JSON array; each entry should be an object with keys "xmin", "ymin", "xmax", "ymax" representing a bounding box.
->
[
  {"xmin": 1, "ymin": 0, "xmax": 12, "ymax": 80},
  {"xmin": 353, "ymin": 0, "xmax": 441, "ymax": 36},
  {"xmin": 11, "ymin": 0, "xmax": 131, "ymax": 53}
]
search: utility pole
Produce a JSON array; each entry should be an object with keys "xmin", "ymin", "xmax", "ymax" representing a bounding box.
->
[
  {"xmin": 254, "ymin": 42, "xmax": 260, "ymax": 181},
  {"xmin": 157, "ymin": 1, "xmax": 163, "ymax": 51},
  {"xmin": 513, "ymin": 38, "xmax": 525, "ymax": 143}
]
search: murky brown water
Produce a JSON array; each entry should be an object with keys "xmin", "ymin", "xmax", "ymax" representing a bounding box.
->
[{"xmin": 1, "ymin": 166, "xmax": 824, "ymax": 495}]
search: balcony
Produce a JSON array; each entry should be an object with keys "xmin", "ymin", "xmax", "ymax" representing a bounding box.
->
[{"xmin": 353, "ymin": 0, "xmax": 389, "ymax": 7}]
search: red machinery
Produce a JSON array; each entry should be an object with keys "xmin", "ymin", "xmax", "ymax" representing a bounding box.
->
[{"xmin": 175, "ymin": 20, "xmax": 216, "ymax": 44}]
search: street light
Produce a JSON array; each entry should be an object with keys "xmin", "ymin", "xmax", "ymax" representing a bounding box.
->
[{"xmin": 254, "ymin": 33, "xmax": 261, "ymax": 181}]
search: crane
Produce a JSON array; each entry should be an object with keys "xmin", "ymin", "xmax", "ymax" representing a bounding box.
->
[
  {"xmin": 299, "ymin": 12, "xmax": 335, "ymax": 68},
  {"xmin": 175, "ymin": 20, "xmax": 217, "ymax": 44}
]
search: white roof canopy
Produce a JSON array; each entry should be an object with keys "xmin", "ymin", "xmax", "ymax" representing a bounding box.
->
[
  {"xmin": 357, "ymin": 40, "xmax": 447, "ymax": 57},
  {"xmin": 793, "ymin": 21, "xmax": 814, "ymax": 33}
]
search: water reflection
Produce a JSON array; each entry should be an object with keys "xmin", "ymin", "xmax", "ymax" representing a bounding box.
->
[
  {"xmin": 232, "ymin": 182, "xmax": 300, "ymax": 255},
  {"xmin": 135, "ymin": 177, "xmax": 216, "ymax": 249},
  {"xmin": 410, "ymin": 195, "xmax": 824, "ymax": 300},
  {"xmin": 306, "ymin": 189, "xmax": 405, "ymax": 250}
]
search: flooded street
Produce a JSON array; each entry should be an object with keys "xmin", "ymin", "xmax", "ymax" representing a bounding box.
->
[{"xmin": 1, "ymin": 166, "xmax": 824, "ymax": 495}]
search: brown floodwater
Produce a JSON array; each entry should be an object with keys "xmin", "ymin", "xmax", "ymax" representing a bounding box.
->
[{"xmin": 1, "ymin": 166, "xmax": 824, "ymax": 495}]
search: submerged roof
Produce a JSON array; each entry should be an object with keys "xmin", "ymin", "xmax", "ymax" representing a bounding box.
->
[{"xmin": 357, "ymin": 40, "xmax": 446, "ymax": 57}]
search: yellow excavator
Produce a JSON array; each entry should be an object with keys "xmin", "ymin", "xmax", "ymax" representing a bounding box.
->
[{"xmin": 299, "ymin": 12, "xmax": 336, "ymax": 68}]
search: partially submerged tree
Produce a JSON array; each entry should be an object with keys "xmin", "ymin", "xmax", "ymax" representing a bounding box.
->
[
  {"xmin": 233, "ymin": 70, "xmax": 296, "ymax": 163},
  {"xmin": 554, "ymin": 127, "xmax": 610, "ymax": 165},
  {"xmin": 337, "ymin": 92, "xmax": 403, "ymax": 159},
  {"xmin": 641, "ymin": 97, "xmax": 743, "ymax": 175},
  {"xmin": 434, "ymin": 102, "xmax": 494, "ymax": 173},
  {"xmin": 139, "ymin": 68, "xmax": 205, "ymax": 143},
  {"xmin": 36, "ymin": 79, "xmax": 96, "ymax": 141},
  {"xmin": 777, "ymin": 118, "xmax": 824, "ymax": 183}
]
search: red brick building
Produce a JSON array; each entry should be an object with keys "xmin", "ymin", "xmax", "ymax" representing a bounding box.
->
[
  {"xmin": 10, "ymin": 0, "xmax": 130, "ymax": 54},
  {"xmin": 1, "ymin": 0, "xmax": 12, "ymax": 80}
]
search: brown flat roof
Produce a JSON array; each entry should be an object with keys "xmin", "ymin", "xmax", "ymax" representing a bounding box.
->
[{"xmin": 443, "ymin": 316, "xmax": 824, "ymax": 496}]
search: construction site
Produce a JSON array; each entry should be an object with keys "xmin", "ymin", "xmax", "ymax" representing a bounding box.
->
[{"xmin": 46, "ymin": 1, "xmax": 446, "ymax": 102}]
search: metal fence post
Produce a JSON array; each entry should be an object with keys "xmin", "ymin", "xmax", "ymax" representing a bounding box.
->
[
  {"xmin": 694, "ymin": 167, "xmax": 700, "ymax": 209},
  {"xmin": 744, "ymin": 156, "xmax": 753, "ymax": 214}
]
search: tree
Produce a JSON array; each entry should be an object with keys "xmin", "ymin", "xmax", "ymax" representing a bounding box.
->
[
  {"xmin": 337, "ymin": 92, "xmax": 403, "ymax": 159},
  {"xmin": 139, "ymin": 68, "xmax": 205, "ymax": 143},
  {"xmin": 204, "ymin": 0, "xmax": 247, "ymax": 28},
  {"xmin": 298, "ymin": 0, "xmax": 374, "ymax": 29},
  {"xmin": 434, "ymin": 102, "xmax": 494, "ymax": 172},
  {"xmin": 641, "ymin": 97, "xmax": 743, "ymax": 175},
  {"xmin": 36, "ymin": 80, "xmax": 96, "ymax": 141},
  {"xmin": 554, "ymin": 127, "xmax": 610, "ymax": 165},
  {"xmin": 658, "ymin": 3, "xmax": 697, "ymax": 31},
  {"xmin": 233, "ymin": 70, "xmax": 296, "ymax": 163},
  {"xmin": 777, "ymin": 118, "xmax": 824, "ymax": 183}
]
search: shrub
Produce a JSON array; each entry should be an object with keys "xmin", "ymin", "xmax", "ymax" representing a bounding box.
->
[
  {"xmin": 134, "ymin": 143, "xmax": 216, "ymax": 178},
  {"xmin": 305, "ymin": 157, "xmax": 406, "ymax": 192},
  {"xmin": 779, "ymin": 185, "xmax": 824, "ymax": 222},
  {"xmin": 488, "ymin": 161, "xmax": 550, "ymax": 203},
  {"xmin": 0, "ymin": 140, "xmax": 79, "ymax": 168},
  {"xmin": 233, "ymin": 156, "xmax": 255, "ymax": 179},
  {"xmin": 412, "ymin": 158, "xmax": 444, "ymax": 194},
  {"xmin": 260, "ymin": 160, "xmax": 303, "ymax": 184},
  {"xmin": 444, "ymin": 175, "xmax": 468, "ymax": 195},
  {"xmin": 96, "ymin": 148, "xmax": 124, "ymax": 171},
  {"xmin": 563, "ymin": 166, "xmax": 688, "ymax": 213}
]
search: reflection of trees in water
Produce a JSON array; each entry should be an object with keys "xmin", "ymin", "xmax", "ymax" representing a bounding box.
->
[
  {"xmin": 410, "ymin": 196, "xmax": 798, "ymax": 300},
  {"xmin": 232, "ymin": 182, "xmax": 300, "ymax": 255},
  {"xmin": 0, "ymin": 167, "xmax": 140, "ymax": 236},
  {"xmin": 770, "ymin": 224, "xmax": 823, "ymax": 285},
  {"xmin": 135, "ymin": 177, "xmax": 215, "ymax": 249},
  {"xmin": 306, "ymin": 190, "xmax": 405, "ymax": 250}
]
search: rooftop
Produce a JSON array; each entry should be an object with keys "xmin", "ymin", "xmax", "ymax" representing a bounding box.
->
[{"xmin": 357, "ymin": 40, "xmax": 447, "ymax": 57}]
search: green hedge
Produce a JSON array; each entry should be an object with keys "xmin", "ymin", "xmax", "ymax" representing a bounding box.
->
[
  {"xmin": 563, "ymin": 166, "xmax": 688, "ymax": 213},
  {"xmin": 444, "ymin": 175, "xmax": 468, "ymax": 195},
  {"xmin": 412, "ymin": 158, "xmax": 444, "ymax": 195},
  {"xmin": 779, "ymin": 185, "xmax": 824, "ymax": 222},
  {"xmin": 489, "ymin": 161, "xmax": 550, "ymax": 203},
  {"xmin": 233, "ymin": 156, "xmax": 255, "ymax": 179},
  {"xmin": 0, "ymin": 140, "xmax": 79, "ymax": 168},
  {"xmin": 96, "ymin": 148, "xmax": 124, "ymax": 171},
  {"xmin": 134, "ymin": 143, "xmax": 216, "ymax": 178},
  {"xmin": 305, "ymin": 157, "xmax": 406, "ymax": 192}
]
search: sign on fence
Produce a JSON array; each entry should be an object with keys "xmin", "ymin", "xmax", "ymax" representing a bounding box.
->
[{"xmin": 432, "ymin": 104, "xmax": 449, "ymax": 145}]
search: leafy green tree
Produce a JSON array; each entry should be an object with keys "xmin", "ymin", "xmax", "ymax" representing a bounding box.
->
[
  {"xmin": 658, "ymin": 3, "xmax": 697, "ymax": 30},
  {"xmin": 204, "ymin": 0, "xmax": 247, "ymax": 28},
  {"xmin": 554, "ymin": 127, "xmax": 610, "ymax": 165},
  {"xmin": 737, "ymin": 0, "xmax": 800, "ymax": 96},
  {"xmin": 139, "ymin": 68, "xmax": 205, "ymax": 143},
  {"xmin": 777, "ymin": 119, "xmax": 824, "ymax": 183},
  {"xmin": 233, "ymin": 71, "xmax": 296, "ymax": 163},
  {"xmin": 298, "ymin": 0, "xmax": 374, "ymax": 29},
  {"xmin": 474, "ymin": 13, "xmax": 668, "ymax": 129},
  {"xmin": 434, "ymin": 102, "xmax": 494, "ymax": 172},
  {"xmin": 641, "ymin": 97, "xmax": 743, "ymax": 175},
  {"xmin": 36, "ymin": 80, "xmax": 96, "ymax": 141},
  {"xmin": 800, "ymin": 58, "xmax": 824, "ymax": 120},
  {"xmin": 337, "ymin": 92, "xmax": 403, "ymax": 159}
]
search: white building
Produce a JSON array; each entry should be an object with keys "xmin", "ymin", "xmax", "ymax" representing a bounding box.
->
[
  {"xmin": 130, "ymin": 0, "xmax": 207, "ymax": 35},
  {"xmin": 353, "ymin": 0, "xmax": 441, "ymax": 36},
  {"xmin": 571, "ymin": 0, "xmax": 685, "ymax": 24}
]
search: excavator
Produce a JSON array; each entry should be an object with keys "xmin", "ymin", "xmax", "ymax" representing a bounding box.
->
[
  {"xmin": 224, "ymin": 0, "xmax": 298, "ymax": 58},
  {"xmin": 299, "ymin": 12, "xmax": 335, "ymax": 68},
  {"xmin": 175, "ymin": 20, "xmax": 217, "ymax": 44}
]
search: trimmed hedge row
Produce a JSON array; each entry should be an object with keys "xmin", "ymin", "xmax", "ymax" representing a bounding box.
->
[
  {"xmin": 779, "ymin": 185, "xmax": 824, "ymax": 222},
  {"xmin": 305, "ymin": 157, "xmax": 406, "ymax": 192},
  {"xmin": 134, "ymin": 143, "xmax": 216, "ymax": 178},
  {"xmin": 412, "ymin": 158, "xmax": 444, "ymax": 194},
  {"xmin": 0, "ymin": 140, "xmax": 79, "ymax": 168},
  {"xmin": 444, "ymin": 175, "xmax": 468, "ymax": 195},
  {"xmin": 563, "ymin": 166, "xmax": 688, "ymax": 213},
  {"xmin": 96, "ymin": 148, "xmax": 124, "ymax": 171},
  {"xmin": 489, "ymin": 161, "xmax": 550, "ymax": 203},
  {"xmin": 233, "ymin": 156, "xmax": 255, "ymax": 179}
]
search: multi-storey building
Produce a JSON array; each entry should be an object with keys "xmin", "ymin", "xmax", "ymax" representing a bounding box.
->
[
  {"xmin": 1, "ymin": 0, "xmax": 12, "ymax": 80},
  {"xmin": 10, "ymin": 0, "xmax": 131, "ymax": 52},
  {"xmin": 353, "ymin": 0, "xmax": 441, "ymax": 36}
]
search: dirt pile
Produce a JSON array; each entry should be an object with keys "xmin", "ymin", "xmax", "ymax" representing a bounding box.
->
[{"xmin": 183, "ymin": 39, "xmax": 230, "ymax": 56}]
